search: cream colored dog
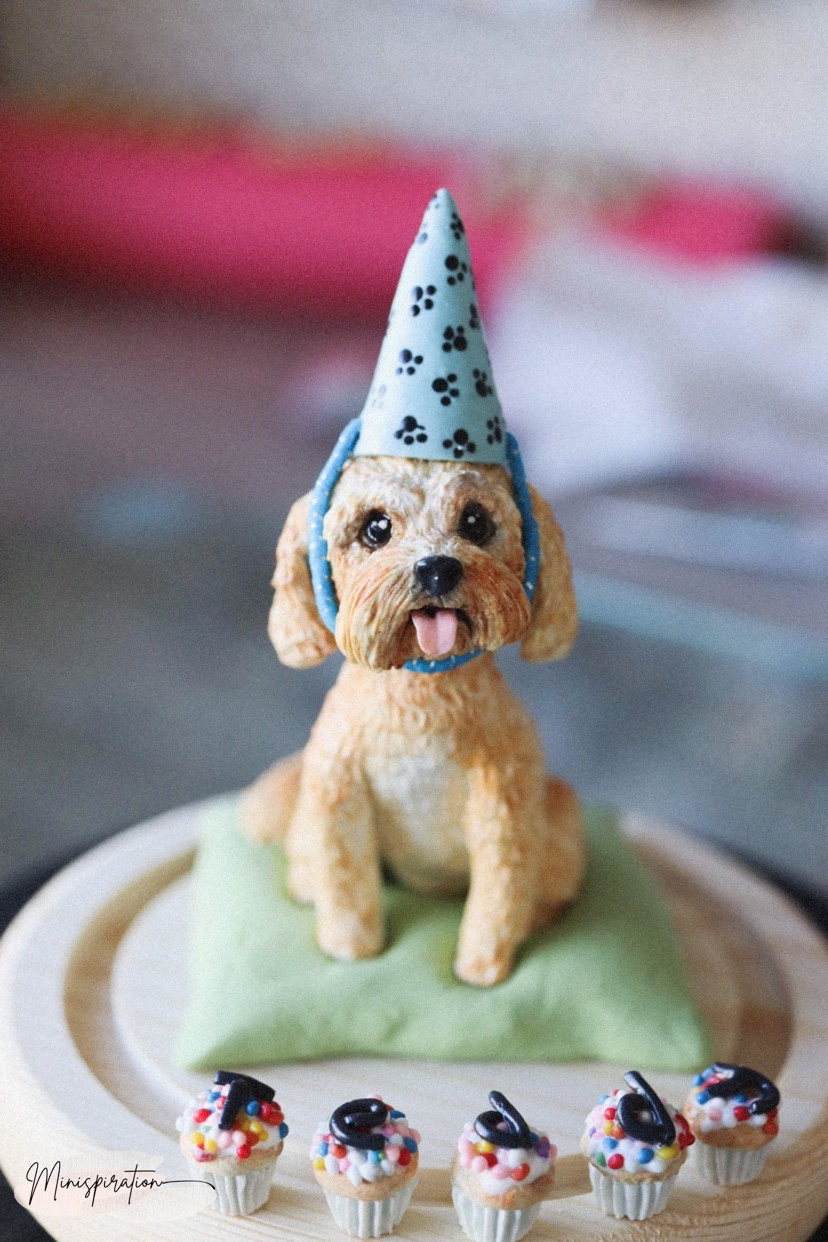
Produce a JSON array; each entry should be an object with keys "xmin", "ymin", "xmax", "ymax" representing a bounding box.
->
[{"xmin": 241, "ymin": 454, "xmax": 584, "ymax": 986}]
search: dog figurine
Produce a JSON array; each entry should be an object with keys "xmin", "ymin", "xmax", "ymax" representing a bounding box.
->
[
  {"xmin": 241, "ymin": 190, "xmax": 584, "ymax": 986},
  {"xmin": 242, "ymin": 454, "xmax": 583, "ymax": 985}
]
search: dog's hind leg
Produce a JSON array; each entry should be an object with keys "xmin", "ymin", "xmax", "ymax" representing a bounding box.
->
[
  {"xmin": 239, "ymin": 750, "xmax": 303, "ymax": 845},
  {"xmin": 533, "ymin": 776, "xmax": 585, "ymax": 926}
]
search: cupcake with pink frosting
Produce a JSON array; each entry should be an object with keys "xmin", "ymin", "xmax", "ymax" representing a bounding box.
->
[
  {"xmin": 451, "ymin": 1091, "xmax": 556, "ymax": 1242},
  {"xmin": 176, "ymin": 1070, "xmax": 288, "ymax": 1215}
]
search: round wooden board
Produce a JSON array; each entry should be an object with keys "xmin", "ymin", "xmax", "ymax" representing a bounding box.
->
[{"xmin": 1, "ymin": 797, "xmax": 827, "ymax": 1241}]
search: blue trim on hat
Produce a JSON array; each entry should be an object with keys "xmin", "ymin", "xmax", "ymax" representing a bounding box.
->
[
  {"xmin": 506, "ymin": 431, "xmax": 539, "ymax": 604},
  {"xmin": 306, "ymin": 423, "xmax": 540, "ymax": 674},
  {"xmin": 308, "ymin": 417, "xmax": 361, "ymax": 633}
]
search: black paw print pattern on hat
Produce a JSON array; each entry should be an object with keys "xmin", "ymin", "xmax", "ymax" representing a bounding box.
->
[
  {"xmin": 432, "ymin": 373, "xmax": 460, "ymax": 406},
  {"xmin": 444, "ymin": 255, "xmax": 469, "ymax": 286},
  {"xmin": 353, "ymin": 189, "xmax": 509, "ymax": 466},
  {"xmin": 396, "ymin": 348, "xmax": 424, "ymax": 375},
  {"xmin": 442, "ymin": 429, "xmax": 477, "ymax": 459},
  {"xmin": 486, "ymin": 414, "xmax": 504, "ymax": 445},
  {"xmin": 442, "ymin": 325, "xmax": 468, "ymax": 352},
  {"xmin": 394, "ymin": 415, "xmax": 428, "ymax": 446},
  {"xmin": 410, "ymin": 285, "xmax": 436, "ymax": 316},
  {"xmin": 473, "ymin": 368, "xmax": 493, "ymax": 397}
]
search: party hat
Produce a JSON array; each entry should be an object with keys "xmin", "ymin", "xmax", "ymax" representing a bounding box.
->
[{"xmin": 353, "ymin": 189, "xmax": 507, "ymax": 464}]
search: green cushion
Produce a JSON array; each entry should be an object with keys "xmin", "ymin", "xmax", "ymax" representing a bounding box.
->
[{"xmin": 176, "ymin": 797, "xmax": 711, "ymax": 1070}]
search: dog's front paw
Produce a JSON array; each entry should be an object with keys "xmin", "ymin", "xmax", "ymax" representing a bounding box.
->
[
  {"xmin": 453, "ymin": 945, "xmax": 514, "ymax": 988},
  {"xmin": 286, "ymin": 862, "xmax": 315, "ymax": 905},
  {"xmin": 317, "ymin": 914, "xmax": 384, "ymax": 962}
]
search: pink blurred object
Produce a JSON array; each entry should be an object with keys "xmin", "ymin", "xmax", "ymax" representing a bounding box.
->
[
  {"xmin": 0, "ymin": 106, "xmax": 528, "ymax": 315},
  {"xmin": 597, "ymin": 180, "xmax": 798, "ymax": 267}
]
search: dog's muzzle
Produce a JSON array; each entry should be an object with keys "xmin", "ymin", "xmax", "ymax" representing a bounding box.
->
[{"xmin": 414, "ymin": 555, "xmax": 463, "ymax": 597}]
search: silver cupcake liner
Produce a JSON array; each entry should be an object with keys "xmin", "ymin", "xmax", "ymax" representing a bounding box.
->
[
  {"xmin": 693, "ymin": 1140, "xmax": 770, "ymax": 1186},
  {"xmin": 588, "ymin": 1164, "xmax": 677, "ymax": 1220},
  {"xmin": 452, "ymin": 1185, "xmax": 541, "ymax": 1242},
  {"xmin": 198, "ymin": 1161, "xmax": 275, "ymax": 1215},
  {"xmin": 325, "ymin": 1175, "xmax": 418, "ymax": 1237}
]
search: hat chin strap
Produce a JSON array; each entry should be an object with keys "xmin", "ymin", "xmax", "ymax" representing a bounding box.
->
[{"xmin": 307, "ymin": 419, "xmax": 539, "ymax": 674}]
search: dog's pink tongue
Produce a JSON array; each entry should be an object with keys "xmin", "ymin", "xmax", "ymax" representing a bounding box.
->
[{"xmin": 411, "ymin": 609, "xmax": 458, "ymax": 657}]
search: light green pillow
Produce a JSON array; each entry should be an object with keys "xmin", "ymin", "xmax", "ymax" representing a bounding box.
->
[{"xmin": 176, "ymin": 797, "xmax": 710, "ymax": 1070}]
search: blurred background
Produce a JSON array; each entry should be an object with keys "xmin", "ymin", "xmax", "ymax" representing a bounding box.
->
[{"xmin": 2, "ymin": 0, "xmax": 827, "ymax": 909}]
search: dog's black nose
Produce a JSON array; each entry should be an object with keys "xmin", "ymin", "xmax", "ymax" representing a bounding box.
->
[{"xmin": 414, "ymin": 555, "xmax": 463, "ymax": 597}]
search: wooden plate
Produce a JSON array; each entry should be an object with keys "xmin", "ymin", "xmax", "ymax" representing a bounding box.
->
[{"xmin": 1, "ymin": 797, "xmax": 826, "ymax": 1240}]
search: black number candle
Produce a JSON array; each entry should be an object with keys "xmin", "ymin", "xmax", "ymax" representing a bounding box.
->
[
  {"xmin": 330, "ymin": 1098, "xmax": 389, "ymax": 1151},
  {"xmin": 473, "ymin": 1091, "xmax": 532, "ymax": 1149},
  {"xmin": 703, "ymin": 1064, "xmax": 780, "ymax": 1116},
  {"xmin": 213, "ymin": 1070, "xmax": 275, "ymax": 1131},
  {"xmin": 616, "ymin": 1071, "xmax": 676, "ymax": 1147}
]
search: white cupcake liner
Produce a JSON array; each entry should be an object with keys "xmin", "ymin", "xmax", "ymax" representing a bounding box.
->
[
  {"xmin": 325, "ymin": 1175, "xmax": 418, "ymax": 1237},
  {"xmin": 452, "ymin": 1185, "xmax": 541, "ymax": 1242},
  {"xmin": 197, "ymin": 1160, "xmax": 276, "ymax": 1215},
  {"xmin": 588, "ymin": 1165, "xmax": 676, "ymax": 1220},
  {"xmin": 693, "ymin": 1140, "xmax": 770, "ymax": 1186}
]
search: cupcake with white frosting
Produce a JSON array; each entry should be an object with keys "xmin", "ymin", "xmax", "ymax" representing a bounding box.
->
[
  {"xmin": 310, "ymin": 1096, "xmax": 419, "ymax": 1237},
  {"xmin": 684, "ymin": 1062, "xmax": 780, "ymax": 1185},
  {"xmin": 581, "ymin": 1071, "xmax": 692, "ymax": 1220},
  {"xmin": 176, "ymin": 1070, "xmax": 288, "ymax": 1215},
  {"xmin": 451, "ymin": 1091, "xmax": 556, "ymax": 1242}
]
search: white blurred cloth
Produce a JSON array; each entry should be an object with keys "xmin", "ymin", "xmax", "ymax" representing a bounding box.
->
[{"xmin": 490, "ymin": 229, "xmax": 828, "ymax": 495}]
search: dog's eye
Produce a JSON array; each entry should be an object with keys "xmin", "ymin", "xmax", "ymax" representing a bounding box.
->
[
  {"xmin": 457, "ymin": 502, "xmax": 495, "ymax": 546},
  {"xmin": 359, "ymin": 510, "xmax": 393, "ymax": 549}
]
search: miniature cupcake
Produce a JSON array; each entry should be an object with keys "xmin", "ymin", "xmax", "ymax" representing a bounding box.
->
[
  {"xmin": 581, "ymin": 1071, "xmax": 692, "ymax": 1220},
  {"xmin": 176, "ymin": 1070, "xmax": 288, "ymax": 1215},
  {"xmin": 451, "ymin": 1091, "xmax": 556, "ymax": 1242},
  {"xmin": 684, "ymin": 1062, "xmax": 780, "ymax": 1185},
  {"xmin": 310, "ymin": 1096, "xmax": 420, "ymax": 1237}
]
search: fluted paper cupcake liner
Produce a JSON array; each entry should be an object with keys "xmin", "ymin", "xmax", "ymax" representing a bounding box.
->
[
  {"xmin": 693, "ymin": 1140, "xmax": 770, "ymax": 1186},
  {"xmin": 452, "ymin": 1185, "xmax": 541, "ymax": 1242},
  {"xmin": 198, "ymin": 1161, "xmax": 276, "ymax": 1215},
  {"xmin": 588, "ymin": 1165, "xmax": 677, "ymax": 1220},
  {"xmin": 324, "ymin": 1176, "xmax": 418, "ymax": 1237}
]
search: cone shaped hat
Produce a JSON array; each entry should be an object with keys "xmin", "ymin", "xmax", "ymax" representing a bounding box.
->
[{"xmin": 354, "ymin": 189, "xmax": 507, "ymax": 464}]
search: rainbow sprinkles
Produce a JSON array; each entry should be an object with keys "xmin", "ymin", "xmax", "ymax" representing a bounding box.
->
[{"xmin": 173, "ymin": 1066, "xmax": 782, "ymax": 1225}]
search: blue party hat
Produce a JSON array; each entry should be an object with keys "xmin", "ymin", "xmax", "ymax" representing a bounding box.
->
[
  {"xmin": 308, "ymin": 189, "xmax": 539, "ymax": 673},
  {"xmin": 353, "ymin": 189, "xmax": 507, "ymax": 464}
]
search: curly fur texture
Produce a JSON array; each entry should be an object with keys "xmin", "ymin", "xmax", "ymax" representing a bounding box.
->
[{"xmin": 242, "ymin": 457, "xmax": 584, "ymax": 986}]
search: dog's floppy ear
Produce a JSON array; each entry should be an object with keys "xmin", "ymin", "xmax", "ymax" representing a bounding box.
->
[
  {"xmin": 520, "ymin": 483, "xmax": 578, "ymax": 663},
  {"xmin": 268, "ymin": 492, "xmax": 338, "ymax": 668}
]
